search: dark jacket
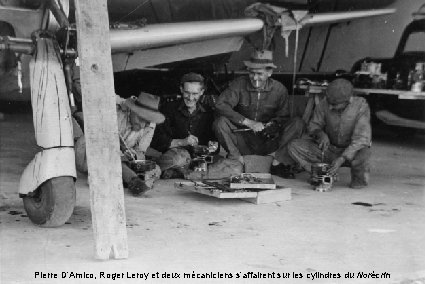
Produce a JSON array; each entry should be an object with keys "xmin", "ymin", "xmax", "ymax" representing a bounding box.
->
[
  {"xmin": 151, "ymin": 100, "xmax": 215, "ymax": 153},
  {"xmin": 215, "ymin": 76, "xmax": 290, "ymax": 125}
]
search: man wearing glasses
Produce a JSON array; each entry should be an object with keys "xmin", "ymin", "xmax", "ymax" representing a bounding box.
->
[
  {"xmin": 213, "ymin": 50, "xmax": 304, "ymax": 178},
  {"xmin": 288, "ymin": 78, "xmax": 372, "ymax": 189},
  {"xmin": 152, "ymin": 72, "xmax": 216, "ymax": 178}
]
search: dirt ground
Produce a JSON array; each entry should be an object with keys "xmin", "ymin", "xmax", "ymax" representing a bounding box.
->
[{"xmin": 0, "ymin": 111, "xmax": 424, "ymax": 284}]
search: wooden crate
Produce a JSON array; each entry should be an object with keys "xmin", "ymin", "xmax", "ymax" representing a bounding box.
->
[{"xmin": 175, "ymin": 181, "xmax": 291, "ymax": 205}]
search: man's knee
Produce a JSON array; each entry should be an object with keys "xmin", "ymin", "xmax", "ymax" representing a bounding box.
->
[
  {"xmin": 213, "ymin": 116, "xmax": 232, "ymax": 133},
  {"xmin": 288, "ymin": 138, "xmax": 304, "ymax": 155},
  {"xmin": 281, "ymin": 117, "xmax": 305, "ymax": 142},
  {"xmin": 291, "ymin": 117, "xmax": 305, "ymax": 130},
  {"xmin": 75, "ymin": 135, "xmax": 88, "ymax": 173},
  {"xmin": 121, "ymin": 162, "xmax": 137, "ymax": 183},
  {"xmin": 350, "ymin": 147, "xmax": 371, "ymax": 168}
]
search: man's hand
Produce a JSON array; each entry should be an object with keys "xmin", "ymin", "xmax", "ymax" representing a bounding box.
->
[
  {"xmin": 243, "ymin": 119, "xmax": 264, "ymax": 133},
  {"xmin": 123, "ymin": 148, "xmax": 137, "ymax": 161},
  {"xmin": 316, "ymin": 132, "xmax": 330, "ymax": 151},
  {"xmin": 185, "ymin": 134, "xmax": 199, "ymax": 146},
  {"xmin": 328, "ymin": 156, "xmax": 345, "ymax": 175},
  {"xmin": 170, "ymin": 135, "xmax": 199, "ymax": 148},
  {"xmin": 262, "ymin": 121, "xmax": 281, "ymax": 139}
]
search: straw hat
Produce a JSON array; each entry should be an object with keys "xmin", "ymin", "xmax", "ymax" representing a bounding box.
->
[{"xmin": 126, "ymin": 92, "xmax": 165, "ymax": 124}]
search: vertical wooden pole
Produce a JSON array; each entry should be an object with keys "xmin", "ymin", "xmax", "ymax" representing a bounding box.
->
[{"xmin": 74, "ymin": 0, "xmax": 128, "ymax": 259}]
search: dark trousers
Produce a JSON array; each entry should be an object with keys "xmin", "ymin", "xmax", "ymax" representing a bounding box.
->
[
  {"xmin": 288, "ymin": 138, "xmax": 371, "ymax": 187},
  {"xmin": 213, "ymin": 116, "xmax": 305, "ymax": 165}
]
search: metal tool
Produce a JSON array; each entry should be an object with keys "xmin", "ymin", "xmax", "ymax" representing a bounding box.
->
[
  {"xmin": 119, "ymin": 134, "xmax": 136, "ymax": 161},
  {"xmin": 201, "ymin": 180, "xmax": 234, "ymax": 192},
  {"xmin": 232, "ymin": 128, "xmax": 252, "ymax": 133}
]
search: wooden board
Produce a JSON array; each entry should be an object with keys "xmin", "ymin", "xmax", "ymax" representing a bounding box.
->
[
  {"xmin": 230, "ymin": 173, "xmax": 276, "ymax": 190},
  {"xmin": 175, "ymin": 181, "xmax": 291, "ymax": 204},
  {"xmin": 75, "ymin": 0, "xmax": 128, "ymax": 260},
  {"xmin": 246, "ymin": 188, "xmax": 292, "ymax": 205}
]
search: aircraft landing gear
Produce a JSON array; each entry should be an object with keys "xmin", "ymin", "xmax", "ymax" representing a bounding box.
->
[
  {"xmin": 23, "ymin": 176, "xmax": 76, "ymax": 227},
  {"xmin": 19, "ymin": 33, "xmax": 77, "ymax": 227}
]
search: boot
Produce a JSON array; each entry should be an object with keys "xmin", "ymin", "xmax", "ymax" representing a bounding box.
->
[
  {"xmin": 128, "ymin": 177, "xmax": 150, "ymax": 196},
  {"xmin": 350, "ymin": 169, "xmax": 369, "ymax": 189},
  {"xmin": 270, "ymin": 164, "xmax": 295, "ymax": 179}
]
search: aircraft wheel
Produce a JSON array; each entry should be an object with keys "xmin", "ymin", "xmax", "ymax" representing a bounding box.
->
[{"xmin": 23, "ymin": 176, "xmax": 76, "ymax": 227}]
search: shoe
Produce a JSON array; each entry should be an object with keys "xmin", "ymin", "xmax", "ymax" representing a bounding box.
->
[
  {"xmin": 291, "ymin": 165, "xmax": 304, "ymax": 174},
  {"xmin": 270, "ymin": 164, "xmax": 295, "ymax": 179},
  {"xmin": 349, "ymin": 183, "xmax": 368, "ymax": 189},
  {"xmin": 128, "ymin": 177, "xmax": 150, "ymax": 196}
]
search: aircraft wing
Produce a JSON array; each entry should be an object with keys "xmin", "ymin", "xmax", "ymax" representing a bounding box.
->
[
  {"xmin": 109, "ymin": 7, "xmax": 395, "ymax": 69},
  {"xmin": 110, "ymin": 19, "xmax": 264, "ymax": 53},
  {"xmin": 108, "ymin": 7, "xmax": 396, "ymax": 54},
  {"xmin": 299, "ymin": 9, "xmax": 396, "ymax": 27},
  {"xmin": 0, "ymin": 2, "xmax": 397, "ymax": 72}
]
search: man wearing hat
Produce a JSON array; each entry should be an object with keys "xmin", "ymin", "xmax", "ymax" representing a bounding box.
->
[
  {"xmin": 75, "ymin": 92, "xmax": 165, "ymax": 195},
  {"xmin": 288, "ymin": 78, "xmax": 371, "ymax": 188},
  {"xmin": 151, "ymin": 72, "xmax": 216, "ymax": 178},
  {"xmin": 213, "ymin": 50, "xmax": 304, "ymax": 178}
]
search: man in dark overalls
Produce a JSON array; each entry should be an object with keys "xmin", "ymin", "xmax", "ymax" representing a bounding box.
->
[{"xmin": 213, "ymin": 50, "xmax": 304, "ymax": 178}]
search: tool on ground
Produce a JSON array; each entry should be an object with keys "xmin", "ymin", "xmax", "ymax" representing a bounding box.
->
[
  {"xmin": 230, "ymin": 173, "xmax": 263, "ymax": 184},
  {"xmin": 310, "ymin": 163, "xmax": 337, "ymax": 192},
  {"xmin": 200, "ymin": 179, "xmax": 234, "ymax": 192}
]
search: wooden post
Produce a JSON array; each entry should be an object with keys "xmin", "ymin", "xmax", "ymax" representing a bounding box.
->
[{"xmin": 74, "ymin": 0, "xmax": 128, "ymax": 259}]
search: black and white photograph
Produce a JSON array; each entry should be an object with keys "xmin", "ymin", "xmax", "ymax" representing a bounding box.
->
[{"xmin": 0, "ymin": 0, "xmax": 424, "ymax": 283}]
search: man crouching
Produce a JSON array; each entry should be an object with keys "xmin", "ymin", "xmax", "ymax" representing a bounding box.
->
[
  {"xmin": 288, "ymin": 79, "xmax": 371, "ymax": 189},
  {"xmin": 75, "ymin": 92, "xmax": 165, "ymax": 195}
]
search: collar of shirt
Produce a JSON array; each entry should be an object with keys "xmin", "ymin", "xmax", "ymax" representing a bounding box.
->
[
  {"xmin": 178, "ymin": 101, "xmax": 206, "ymax": 117},
  {"xmin": 245, "ymin": 77, "xmax": 274, "ymax": 92}
]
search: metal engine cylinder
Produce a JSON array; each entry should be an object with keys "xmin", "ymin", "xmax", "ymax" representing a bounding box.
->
[{"xmin": 311, "ymin": 163, "xmax": 336, "ymax": 192}]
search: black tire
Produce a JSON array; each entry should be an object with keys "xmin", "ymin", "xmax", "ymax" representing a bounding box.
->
[{"xmin": 23, "ymin": 176, "xmax": 76, "ymax": 227}]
